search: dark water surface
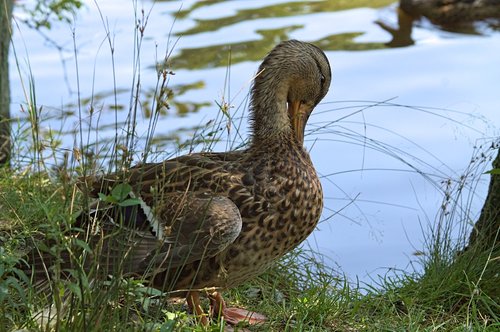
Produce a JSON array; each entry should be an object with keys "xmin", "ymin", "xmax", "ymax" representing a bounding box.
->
[{"xmin": 10, "ymin": 0, "xmax": 500, "ymax": 283}]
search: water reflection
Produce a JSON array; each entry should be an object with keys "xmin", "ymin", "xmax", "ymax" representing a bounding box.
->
[
  {"xmin": 172, "ymin": 0, "xmax": 395, "ymax": 36},
  {"xmin": 376, "ymin": 8, "xmax": 415, "ymax": 47},
  {"xmin": 169, "ymin": 28, "xmax": 387, "ymax": 71},
  {"xmin": 399, "ymin": 0, "xmax": 500, "ymax": 32},
  {"xmin": 61, "ymin": 80, "xmax": 211, "ymax": 122},
  {"xmin": 142, "ymin": 80, "xmax": 210, "ymax": 117},
  {"xmin": 377, "ymin": 0, "xmax": 500, "ymax": 47},
  {"xmin": 165, "ymin": 0, "xmax": 393, "ymax": 70}
]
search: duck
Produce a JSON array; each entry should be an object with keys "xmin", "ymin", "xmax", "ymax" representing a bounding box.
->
[
  {"xmin": 26, "ymin": 39, "xmax": 331, "ymax": 326},
  {"xmin": 377, "ymin": 0, "xmax": 500, "ymax": 48},
  {"xmin": 399, "ymin": 0, "xmax": 500, "ymax": 26}
]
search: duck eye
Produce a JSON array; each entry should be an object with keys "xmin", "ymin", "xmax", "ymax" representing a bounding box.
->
[{"xmin": 320, "ymin": 74, "xmax": 326, "ymax": 85}]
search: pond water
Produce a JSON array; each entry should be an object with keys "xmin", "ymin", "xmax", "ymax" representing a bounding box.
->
[{"xmin": 9, "ymin": 0, "xmax": 500, "ymax": 284}]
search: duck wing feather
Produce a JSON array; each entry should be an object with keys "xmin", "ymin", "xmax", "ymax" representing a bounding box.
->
[{"xmin": 27, "ymin": 152, "xmax": 244, "ymax": 283}]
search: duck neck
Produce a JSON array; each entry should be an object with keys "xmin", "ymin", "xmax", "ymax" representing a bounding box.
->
[{"xmin": 249, "ymin": 75, "xmax": 297, "ymax": 149}]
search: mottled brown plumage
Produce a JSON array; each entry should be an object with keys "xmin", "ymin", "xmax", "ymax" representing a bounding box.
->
[
  {"xmin": 27, "ymin": 39, "xmax": 331, "ymax": 325},
  {"xmin": 400, "ymin": 0, "xmax": 500, "ymax": 25}
]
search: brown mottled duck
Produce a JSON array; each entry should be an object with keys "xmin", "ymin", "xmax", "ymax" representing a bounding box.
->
[
  {"xmin": 27, "ymin": 40, "xmax": 331, "ymax": 326},
  {"xmin": 400, "ymin": 0, "xmax": 500, "ymax": 25}
]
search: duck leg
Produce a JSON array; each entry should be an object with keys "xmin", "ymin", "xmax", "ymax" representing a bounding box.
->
[
  {"xmin": 186, "ymin": 291, "xmax": 209, "ymax": 326},
  {"xmin": 209, "ymin": 291, "xmax": 266, "ymax": 325}
]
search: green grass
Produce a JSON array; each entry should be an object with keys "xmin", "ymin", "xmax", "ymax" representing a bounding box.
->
[{"xmin": 1, "ymin": 164, "xmax": 499, "ymax": 331}]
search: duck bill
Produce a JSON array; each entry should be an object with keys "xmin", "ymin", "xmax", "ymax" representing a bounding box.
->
[{"xmin": 288, "ymin": 100, "xmax": 309, "ymax": 145}]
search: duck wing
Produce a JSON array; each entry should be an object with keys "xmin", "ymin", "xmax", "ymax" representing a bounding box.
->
[
  {"xmin": 27, "ymin": 152, "xmax": 244, "ymax": 282},
  {"xmin": 80, "ymin": 191, "xmax": 242, "ymax": 277}
]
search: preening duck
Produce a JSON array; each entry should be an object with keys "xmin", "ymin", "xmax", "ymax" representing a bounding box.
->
[{"xmin": 27, "ymin": 39, "xmax": 331, "ymax": 326}]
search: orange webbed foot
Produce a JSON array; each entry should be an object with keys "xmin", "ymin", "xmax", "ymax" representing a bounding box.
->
[{"xmin": 209, "ymin": 291, "xmax": 267, "ymax": 326}]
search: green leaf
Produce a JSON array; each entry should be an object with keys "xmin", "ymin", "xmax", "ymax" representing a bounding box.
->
[
  {"xmin": 163, "ymin": 311, "xmax": 179, "ymax": 322},
  {"xmin": 0, "ymin": 286, "xmax": 7, "ymax": 303},
  {"xmin": 146, "ymin": 287, "xmax": 164, "ymax": 297},
  {"xmin": 35, "ymin": 241, "xmax": 50, "ymax": 253},
  {"xmin": 111, "ymin": 183, "xmax": 132, "ymax": 202},
  {"xmin": 118, "ymin": 198, "xmax": 141, "ymax": 207},
  {"xmin": 73, "ymin": 238, "xmax": 92, "ymax": 253},
  {"xmin": 5, "ymin": 277, "xmax": 26, "ymax": 301},
  {"xmin": 98, "ymin": 192, "xmax": 108, "ymax": 201},
  {"xmin": 485, "ymin": 168, "xmax": 500, "ymax": 175},
  {"xmin": 11, "ymin": 267, "xmax": 30, "ymax": 284},
  {"xmin": 66, "ymin": 282, "xmax": 82, "ymax": 301},
  {"xmin": 98, "ymin": 192, "xmax": 117, "ymax": 203},
  {"xmin": 159, "ymin": 320, "xmax": 176, "ymax": 332},
  {"xmin": 142, "ymin": 297, "xmax": 152, "ymax": 312}
]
